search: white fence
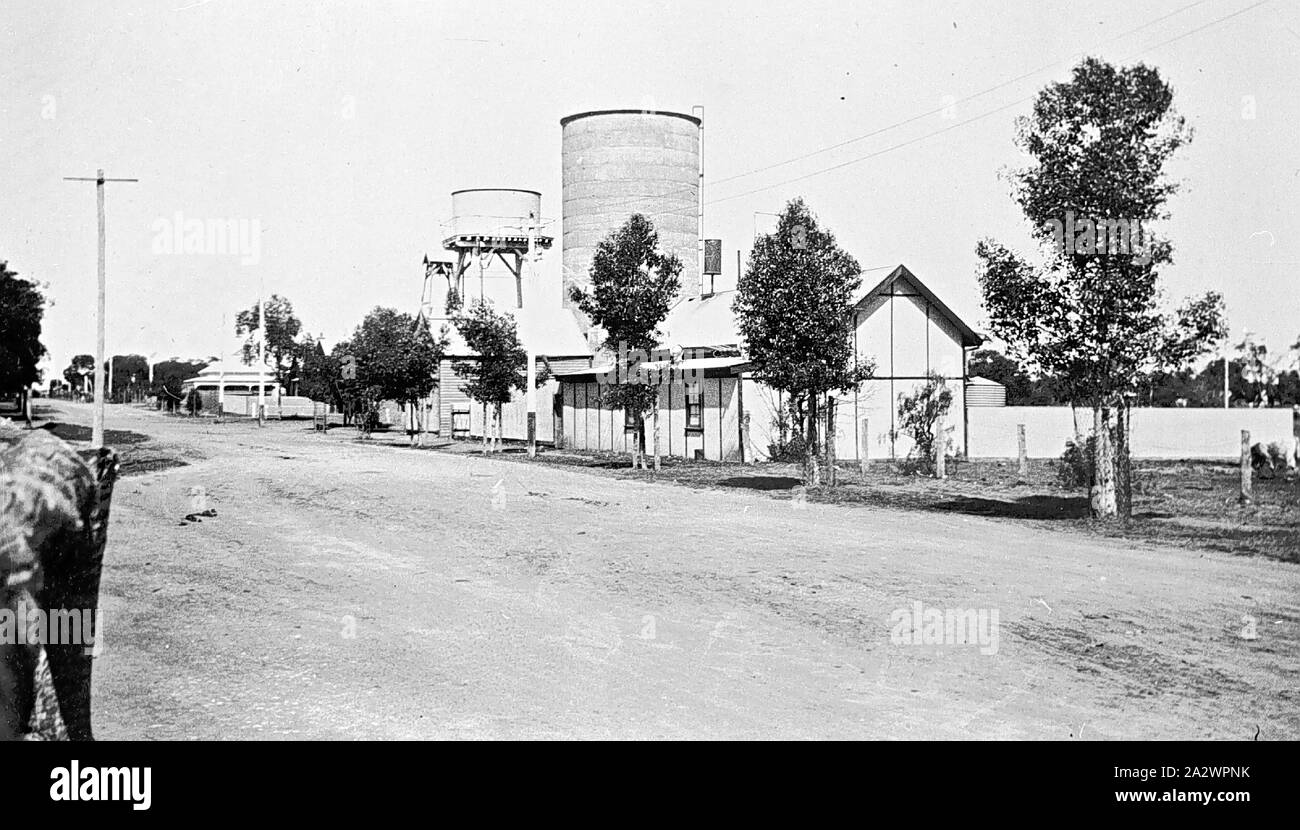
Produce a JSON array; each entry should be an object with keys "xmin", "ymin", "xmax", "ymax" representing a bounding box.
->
[
  {"xmin": 967, "ymin": 406, "xmax": 1293, "ymax": 459},
  {"xmin": 467, "ymin": 383, "xmax": 558, "ymax": 443},
  {"xmin": 220, "ymin": 393, "xmax": 318, "ymax": 419}
]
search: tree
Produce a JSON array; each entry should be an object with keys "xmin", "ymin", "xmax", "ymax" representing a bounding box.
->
[
  {"xmin": 327, "ymin": 338, "xmax": 363, "ymax": 424},
  {"xmin": 349, "ymin": 307, "xmax": 446, "ymax": 444},
  {"xmin": 235, "ymin": 294, "xmax": 303, "ymax": 397},
  {"xmin": 896, "ymin": 372, "xmax": 954, "ymax": 473},
  {"xmin": 295, "ymin": 334, "xmax": 339, "ymax": 405},
  {"xmin": 63, "ymin": 354, "xmax": 96, "ymax": 395},
  {"xmin": 569, "ymin": 213, "xmax": 682, "ymax": 470},
  {"xmin": 967, "ymin": 348, "xmax": 1069, "ymax": 405},
  {"xmin": 1236, "ymin": 331, "xmax": 1277, "ymax": 406},
  {"xmin": 977, "ymin": 58, "xmax": 1219, "ymax": 521},
  {"xmin": 109, "ymin": 354, "xmax": 150, "ymax": 403},
  {"xmin": 0, "ymin": 261, "xmax": 47, "ymax": 396},
  {"xmin": 452, "ymin": 299, "xmax": 546, "ymax": 453},
  {"xmin": 151, "ymin": 358, "xmax": 207, "ymax": 412},
  {"xmin": 733, "ymin": 198, "xmax": 874, "ymax": 485}
]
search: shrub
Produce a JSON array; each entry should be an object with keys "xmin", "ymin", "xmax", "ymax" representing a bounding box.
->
[
  {"xmin": 896, "ymin": 373, "xmax": 953, "ymax": 473},
  {"xmin": 767, "ymin": 432, "xmax": 808, "ymax": 463},
  {"xmin": 1058, "ymin": 436, "xmax": 1096, "ymax": 489}
]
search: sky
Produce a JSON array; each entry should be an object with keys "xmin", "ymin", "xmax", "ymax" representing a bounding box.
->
[{"xmin": 1, "ymin": 0, "xmax": 1296, "ymax": 379}]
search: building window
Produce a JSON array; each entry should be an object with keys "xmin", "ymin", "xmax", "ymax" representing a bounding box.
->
[{"xmin": 685, "ymin": 382, "xmax": 703, "ymax": 430}]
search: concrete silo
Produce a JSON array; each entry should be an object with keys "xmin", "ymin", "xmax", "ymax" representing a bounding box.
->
[{"xmin": 560, "ymin": 109, "xmax": 702, "ymax": 313}]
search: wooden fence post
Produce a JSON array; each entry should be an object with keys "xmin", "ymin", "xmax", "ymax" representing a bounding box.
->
[
  {"xmin": 825, "ymin": 396, "xmax": 837, "ymax": 486},
  {"xmin": 935, "ymin": 413, "xmax": 946, "ymax": 479},
  {"xmin": 1240, "ymin": 429, "xmax": 1252, "ymax": 503},
  {"xmin": 859, "ymin": 417, "xmax": 870, "ymax": 475},
  {"xmin": 653, "ymin": 404, "xmax": 661, "ymax": 472},
  {"xmin": 742, "ymin": 413, "xmax": 752, "ymax": 466},
  {"xmin": 1017, "ymin": 423, "xmax": 1028, "ymax": 483}
]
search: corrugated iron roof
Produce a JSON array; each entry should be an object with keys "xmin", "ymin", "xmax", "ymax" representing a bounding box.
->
[
  {"xmin": 660, "ymin": 292, "xmax": 741, "ymax": 350},
  {"xmin": 552, "ymin": 355, "xmax": 748, "ymax": 380}
]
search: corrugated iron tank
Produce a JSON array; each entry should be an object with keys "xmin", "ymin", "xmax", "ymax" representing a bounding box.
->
[
  {"xmin": 449, "ymin": 188, "xmax": 542, "ymax": 240},
  {"xmin": 965, "ymin": 376, "xmax": 1008, "ymax": 407}
]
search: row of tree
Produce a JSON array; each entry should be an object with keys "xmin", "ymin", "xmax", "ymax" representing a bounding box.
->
[
  {"xmin": 25, "ymin": 56, "xmax": 1256, "ymax": 529},
  {"xmin": 228, "ymin": 290, "xmax": 537, "ymax": 445},
  {"xmin": 576, "ymin": 57, "xmax": 1237, "ymax": 525},
  {"xmin": 970, "ymin": 335, "xmax": 1300, "ymax": 409},
  {"xmin": 50, "ymin": 283, "xmax": 539, "ymax": 442},
  {"xmin": 56, "ymin": 354, "xmax": 209, "ymax": 405}
]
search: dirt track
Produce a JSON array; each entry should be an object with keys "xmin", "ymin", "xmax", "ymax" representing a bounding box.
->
[{"xmin": 38, "ymin": 401, "xmax": 1298, "ymax": 739}]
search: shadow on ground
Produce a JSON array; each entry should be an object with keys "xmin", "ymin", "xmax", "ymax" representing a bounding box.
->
[
  {"xmin": 40, "ymin": 422, "xmax": 151, "ymax": 445},
  {"xmin": 929, "ymin": 494, "xmax": 1090, "ymax": 520},
  {"xmin": 717, "ymin": 475, "xmax": 804, "ymax": 491}
]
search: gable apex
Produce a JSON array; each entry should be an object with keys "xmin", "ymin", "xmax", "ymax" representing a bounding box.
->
[{"xmin": 854, "ymin": 264, "xmax": 983, "ymax": 348}]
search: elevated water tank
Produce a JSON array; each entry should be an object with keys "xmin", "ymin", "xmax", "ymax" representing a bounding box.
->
[
  {"xmin": 450, "ymin": 188, "xmax": 542, "ymax": 240},
  {"xmin": 561, "ymin": 109, "xmax": 701, "ymax": 309}
]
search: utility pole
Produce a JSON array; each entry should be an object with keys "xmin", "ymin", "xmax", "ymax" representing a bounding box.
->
[
  {"xmin": 693, "ymin": 105, "xmax": 704, "ymax": 295},
  {"xmin": 64, "ymin": 169, "xmax": 138, "ymax": 448},
  {"xmin": 526, "ymin": 214, "xmax": 538, "ymax": 457},
  {"xmin": 218, "ymin": 312, "xmax": 227, "ymax": 414},
  {"xmin": 258, "ymin": 288, "xmax": 267, "ymax": 427}
]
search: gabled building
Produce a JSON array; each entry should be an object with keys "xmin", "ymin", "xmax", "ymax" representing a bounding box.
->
[
  {"xmin": 552, "ymin": 263, "xmax": 982, "ymax": 463},
  {"xmin": 551, "ymin": 291, "xmax": 748, "ymax": 461},
  {"xmin": 845, "ymin": 264, "xmax": 984, "ymax": 460}
]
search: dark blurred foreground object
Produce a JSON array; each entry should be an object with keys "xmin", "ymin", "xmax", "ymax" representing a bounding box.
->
[{"xmin": 0, "ymin": 421, "xmax": 118, "ymax": 740}]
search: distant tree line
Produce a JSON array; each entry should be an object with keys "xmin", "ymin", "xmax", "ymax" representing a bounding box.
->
[{"xmin": 970, "ymin": 338, "xmax": 1300, "ymax": 408}]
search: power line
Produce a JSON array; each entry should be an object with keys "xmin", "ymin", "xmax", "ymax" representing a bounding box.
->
[
  {"xmin": 706, "ymin": 0, "xmax": 1271, "ymax": 206},
  {"xmin": 708, "ymin": 0, "xmax": 1216, "ymax": 189},
  {"xmin": 525, "ymin": 0, "xmax": 1249, "ymax": 223},
  {"xmin": 707, "ymin": 99, "xmax": 1028, "ymax": 205}
]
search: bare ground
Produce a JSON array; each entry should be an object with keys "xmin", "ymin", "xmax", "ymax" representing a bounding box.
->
[
  {"xmin": 22, "ymin": 402, "xmax": 1300, "ymax": 740},
  {"xmin": 457, "ymin": 444, "xmax": 1300, "ymax": 563}
]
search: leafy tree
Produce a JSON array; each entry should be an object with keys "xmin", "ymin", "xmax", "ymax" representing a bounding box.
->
[
  {"xmin": 977, "ymin": 58, "xmax": 1219, "ymax": 521},
  {"xmin": 569, "ymin": 213, "xmax": 682, "ymax": 470},
  {"xmin": 452, "ymin": 298, "xmax": 547, "ymax": 453},
  {"xmin": 1179, "ymin": 356, "xmax": 1267, "ymax": 408},
  {"xmin": 109, "ymin": 354, "xmax": 150, "ymax": 402},
  {"xmin": 967, "ymin": 348, "xmax": 1070, "ymax": 405},
  {"xmin": 0, "ymin": 261, "xmax": 47, "ymax": 395},
  {"xmin": 295, "ymin": 334, "xmax": 338, "ymax": 404},
  {"xmin": 327, "ymin": 338, "xmax": 363, "ymax": 424},
  {"xmin": 1236, "ymin": 331, "xmax": 1277, "ymax": 406},
  {"xmin": 349, "ymin": 307, "xmax": 446, "ymax": 444},
  {"xmin": 1143, "ymin": 367, "xmax": 1198, "ymax": 407},
  {"xmin": 235, "ymin": 294, "xmax": 303, "ymax": 396},
  {"xmin": 1125, "ymin": 293, "xmax": 1227, "ymax": 406},
  {"xmin": 733, "ymin": 198, "xmax": 874, "ymax": 485},
  {"xmin": 63, "ymin": 354, "xmax": 96, "ymax": 394},
  {"xmin": 151, "ymin": 358, "xmax": 208, "ymax": 412},
  {"xmin": 896, "ymin": 372, "xmax": 954, "ymax": 474},
  {"xmin": 1276, "ymin": 369, "xmax": 1300, "ymax": 407}
]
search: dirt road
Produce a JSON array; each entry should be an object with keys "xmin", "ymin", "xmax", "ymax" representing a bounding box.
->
[{"xmin": 40, "ymin": 401, "xmax": 1298, "ymax": 739}]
